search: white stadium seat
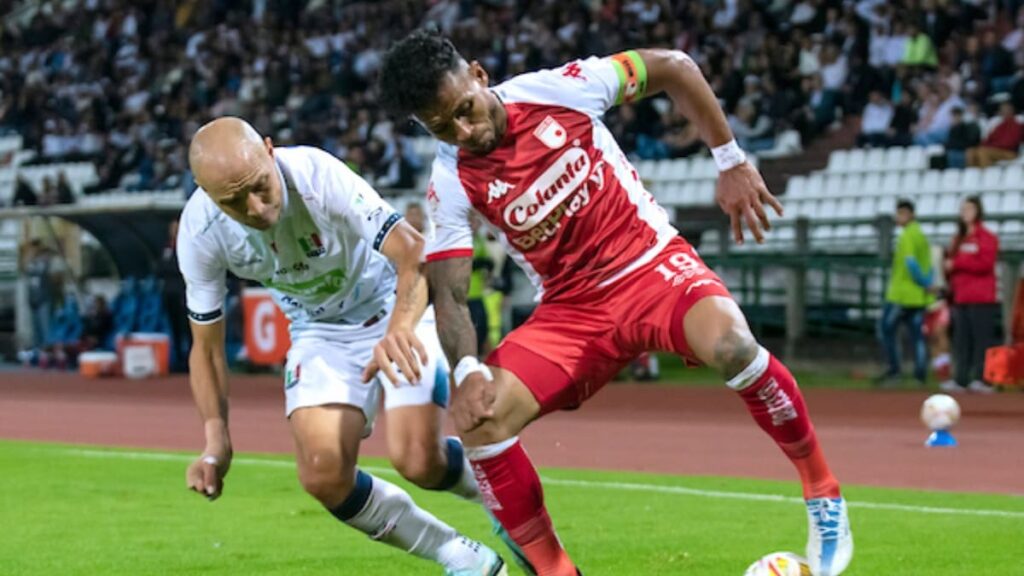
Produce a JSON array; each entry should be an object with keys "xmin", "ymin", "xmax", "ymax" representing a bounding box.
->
[
  {"xmin": 936, "ymin": 193, "xmax": 959, "ymax": 216},
  {"xmin": 939, "ymin": 169, "xmax": 962, "ymax": 193},
  {"xmin": 919, "ymin": 171, "xmax": 941, "ymax": 194},
  {"xmin": 823, "ymin": 174, "xmax": 845, "ymax": 196},
  {"xmin": 864, "ymin": 148, "xmax": 885, "ymax": 171},
  {"xmin": 827, "ymin": 150, "xmax": 850, "ymax": 172},
  {"xmin": 898, "ymin": 171, "xmax": 922, "ymax": 194},
  {"xmin": 979, "ymin": 167, "xmax": 1004, "ymax": 192},
  {"xmin": 916, "ymin": 194, "xmax": 939, "ymax": 217},
  {"xmin": 959, "ymin": 168, "xmax": 982, "ymax": 194},
  {"xmin": 904, "ymin": 147, "xmax": 927, "ymax": 170},
  {"xmin": 804, "ymin": 173, "xmax": 825, "ymax": 197},
  {"xmin": 883, "ymin": 147, "xmax": 906, "ymax": 171},
  {"xmin": 854, "ymin": 196, "xmax": 876, "ymax": 218},
  {"xmin": 786, "ymin": 175, "xmax": 807, "ymax": 198},
  {"xmin": 860, "ymin": 172, "xmax": 882, "ymax": 196},
  {"xmin": 1000, "ymin": 165, "xmax": 1023, "ymax": 192},
  {"xmin": 880, "ymin": 172, "xmax": 901, "ymax": 194}
]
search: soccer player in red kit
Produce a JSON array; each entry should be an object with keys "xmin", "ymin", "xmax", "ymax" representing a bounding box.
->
[{"xmin": 379, "ymin": 30, "xmax": 853, "ymax": 576}]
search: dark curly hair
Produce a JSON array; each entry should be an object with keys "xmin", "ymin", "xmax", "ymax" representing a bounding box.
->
[{"xmin": 378, "ymin": 29, "xmax": 463, "ymax": 119}]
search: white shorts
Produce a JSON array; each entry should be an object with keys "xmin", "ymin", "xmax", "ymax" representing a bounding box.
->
[{"xmin": 283, "ymin": 311, "xmax": 450, "ymax": 437}]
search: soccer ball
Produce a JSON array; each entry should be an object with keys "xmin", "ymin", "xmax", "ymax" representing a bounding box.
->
[
  {"xmin": 744, "ymin": 552, "xmax": 811, "ymax": 576},
  {"xmin": 921, "ymin": 394, "xmax": 961, "ymax": 431}
]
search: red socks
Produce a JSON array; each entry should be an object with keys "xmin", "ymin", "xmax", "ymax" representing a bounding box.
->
[
  {"xmin": 729, "ymin": 348, "xmax": 841, "ymax": 500},
  {"xmin": 466, "ymin": 439, "xmax": 577, "ymax": 576}
]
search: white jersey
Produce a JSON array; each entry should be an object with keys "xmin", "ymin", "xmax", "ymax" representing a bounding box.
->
[{"xmin": 177, "ymin": 146, "xmax": 403, "ymax": 340}]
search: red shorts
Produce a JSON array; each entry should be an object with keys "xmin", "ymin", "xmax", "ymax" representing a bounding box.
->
[
  {"xmin": 487, "ymin": 236, "xmax": 731, "ymax": 415},
  {"xmin": 923, "ymin": 302, "xmax": 950, "ymax": 337}
]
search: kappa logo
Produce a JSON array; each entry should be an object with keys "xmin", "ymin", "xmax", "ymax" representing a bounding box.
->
[
  {"xmin": 561, "ymin": 61, "xmax": 586, "ymax": 81},
  {"xmin": 426, "ymin": 182, "xmax": 440, "ymax": 208},
  {"xmin": 487, "ymin": 179, "xmax": 514, "ymax": 203},
  {"xmin": 533, "ymin": 116, "xmax": 567, "ymax": 149}
]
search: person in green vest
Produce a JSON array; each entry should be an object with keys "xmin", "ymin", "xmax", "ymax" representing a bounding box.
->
[
  {"xmin": 877, "ymin": 199, "xmax": 934, "ymax": 385},
  {"xmin": 468, "ymin": 215, "xmax": 494, "ymax": 353}
]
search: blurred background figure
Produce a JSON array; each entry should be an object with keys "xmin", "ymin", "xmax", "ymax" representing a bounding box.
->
[
  {"xmin": 877, "ymin": 200, "xmax": 932, "ymax": 386},
  {"xmin": 942, "ymin": 197, "xmax": 1000, "ymax": 394}
]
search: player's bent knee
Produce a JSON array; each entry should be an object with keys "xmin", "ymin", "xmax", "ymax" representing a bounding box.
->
[
  {"xmin": 710, "ymin": 325, "xmax": 760, "ymax": 380},
  {"xmin": 296, "ymin": 452, "xmax": 357, "ymax": 507},
  {"xmin": 459, "ymin": 416, "xmax": 517, "ymax": 448},
  {"xmin": 390, "ymin": 444, "xmax": 445, "ymax": 489}
]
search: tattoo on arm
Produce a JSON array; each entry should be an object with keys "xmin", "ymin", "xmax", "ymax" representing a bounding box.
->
[{"xmin": 428, "ymin": 257, "xmax": 477, "ymax": 365}]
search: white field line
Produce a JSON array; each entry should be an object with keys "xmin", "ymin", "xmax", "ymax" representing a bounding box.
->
[{"xmin": 65, "ymin": 448, "xmax": 1024, "ymax": 520}]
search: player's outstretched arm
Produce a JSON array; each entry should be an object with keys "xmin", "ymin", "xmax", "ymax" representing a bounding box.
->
[
  {"xmin": 429, "ymin": 256, "xmax": 496, "ymax": 432},
  {"xmin": 638, "ymin": 49, "xmax": 784, "ymax": 244},
  {"xmin": 362, "ymin": 221, "xmax": 430, "ymax": 385},
  {"xmin": 185, "ymin": 319, "xmax": 232, "ymax": 501}
]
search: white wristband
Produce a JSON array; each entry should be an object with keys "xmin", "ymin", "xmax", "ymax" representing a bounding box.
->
[
  {"xmin": 453, "ymin": 356, "xmax": 493, "ymax": 387},
  {"xmin": 711, "ymin": 139, "xmax": 746, "ymax": 172}
]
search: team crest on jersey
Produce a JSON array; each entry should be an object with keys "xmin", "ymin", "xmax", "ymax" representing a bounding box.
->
[
  {"xmin": 487, "ymin": 179, "xmax": 514, "ymax": 203},
  {"xmin": 533, "ymin": 116, "xmax": 567, "ymax": 149},
  {"xmin": 298, "ymin": 232, "xmax": 326, "ymax": 258},
  {"xmin": 285, "ymin": 364, "xmax": 301, "ymax": 389}
]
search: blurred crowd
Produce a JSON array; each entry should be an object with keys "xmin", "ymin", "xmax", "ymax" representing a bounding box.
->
[
  {"xmin": 3, "ymin": 0, "xmax": 1018, "ymax": 198},
  {"xmin": 851, "ymin": 1, "xmax": 1024, "ymax": 167}
]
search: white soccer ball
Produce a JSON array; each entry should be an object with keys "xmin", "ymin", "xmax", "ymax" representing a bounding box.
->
[
  {"xmin": 744, "ymin": 552, "xmax": 810, "ymax": 576},
  {"xmin": 921, "ymin": 394, "xmax": 961, "ymax": 431}
]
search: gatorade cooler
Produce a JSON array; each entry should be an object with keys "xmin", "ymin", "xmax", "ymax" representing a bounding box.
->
[
  {"xmin": 79, "ymin": 351, "xmax": 119, "ymax": 378},
  {"xmin": 117, "ymin": 333, "xmax": 171, "ymax": 379}
]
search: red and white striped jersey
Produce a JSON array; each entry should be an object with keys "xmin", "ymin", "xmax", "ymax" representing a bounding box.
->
[{"xmin": 425, "ymin": 54, "xmax": 678, "ymax": 302}]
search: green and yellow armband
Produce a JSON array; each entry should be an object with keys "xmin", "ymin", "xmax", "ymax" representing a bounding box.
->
[{"xmin": 610, "ymin": 50, "xmax": 648, "ymax": 105}]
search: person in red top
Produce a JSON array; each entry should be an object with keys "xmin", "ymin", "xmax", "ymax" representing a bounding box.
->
[
  {"xmin": 379, "ymin": 30, "xmax": 852, "ymax": 576},
  {"xmin": 967, "ymin": 102, "xmax": 1023, "ymax": 167},
  {"xmin": 941, "ymin": 196, "xmax": 1002, "ymax": 394}
]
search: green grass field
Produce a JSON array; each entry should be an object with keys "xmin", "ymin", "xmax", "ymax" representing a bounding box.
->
[{"xmin": 2, "ymin": 440, "xmax": 1022, "ymax": 575}]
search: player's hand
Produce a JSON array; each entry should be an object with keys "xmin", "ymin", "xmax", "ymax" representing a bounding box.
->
[
  {"xmin": 186, "ymin": 447, "xmax": 232, "ymax": 501},
  {"xmin": 451, "ymin": 371, "xmax": 496, "ymax": 433},
  {"xmin": 715, "ymin": 162, "xmax": 783, "ymax": 245},
  {"xmin": 362, "ymin": 326, "xmax": 428, "ymax": 385}
]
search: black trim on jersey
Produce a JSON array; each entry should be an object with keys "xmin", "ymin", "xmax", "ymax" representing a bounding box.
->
[
  {"xmin": 373, "ymin": 212, "xmax": 403, "ymax": 251},
  {"xmin": 188, "ymin": 308, "xmax": 224, "ymax": 324}
]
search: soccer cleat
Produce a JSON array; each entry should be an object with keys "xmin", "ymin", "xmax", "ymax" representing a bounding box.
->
[
  {"xmin": 443, "ymin": 537, "xmax": 507, "ymax": 576},
  {"xmin": 805, "ymin": 497, "xmax": 853, "ymax": 576},
  {"xmin": 967, "ymin": 380, "xmax": 995, "ymax": 394},
  {"xmin": 488, "ymin": 513, "xmax": 537, "ymax": 575},
  {"xmin": 938, "ymin": 380, "xmax": 964, "ymax": 394}
]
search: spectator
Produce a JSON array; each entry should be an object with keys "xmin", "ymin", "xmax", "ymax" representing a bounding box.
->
[
  {"xmin": 468, "ymin": 214, "xmax": 494, "ymax": 354},
  {"xmin": 38, "ymin": 177, "xmax": 58, "ymax": 206},
  {"xmin": 903, "ymin": 21, "xmax": 938, "ymax": 68},
  {"xmin": 23, "ymin": 240, "xmax": 60, "ymax": 351},
  {"xmin": 877, "ymin": 200, "xmax": 932, "ymax": 385},
  {"xmin": 942, "ymin": 196, "xmax": 1000, "ymax": 394},
  {"xmin": 403, "ymin": 202, "xmax": 427, "ymax": 235},
  {"xmin": 966, "ymin": 102, "xmax": 1023, "ymax": 167},
  {"xmin": 914, "ymin": 83, "xmax": 963, "ymax": 145},
  {"xmin": 56, "ymin": 172, "xmax": 75, "ymax": 204},
  {"xmin": 159, "ymin": 219, "xmax": 189, "ymax": 372},
  {"xmin": 79, "ymin": 295, "xmax": 113, "ymax": 351},
  {"xmin": 944, "ymin": 106, "xmax": 981, "ymax": 168},
  {"xmin": 12, "ymin": 176, "xmax": 38, "ymax": 207},
  {"xmin": 728, "ymin": 100, "xmax": 775, "ymax": 152},
  {"xmin": 888, "ymin": 90, "xmax": 917, "ymax": 146},
  {"xmin": 979, "ymin": 30, "xmax": 1016, "ymax": 94},
  {"xmin": 857, "ymin": 89, "xmax": 894, "ymax": 147}
]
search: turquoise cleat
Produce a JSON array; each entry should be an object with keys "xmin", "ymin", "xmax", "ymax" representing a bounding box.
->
[
  {"xmin": 488, "ymin": 512, "xmax": 536, "ymax": 575},
  {"xmin": 805, "ymin": 497, "xmax": 854, "ymax": 576}
]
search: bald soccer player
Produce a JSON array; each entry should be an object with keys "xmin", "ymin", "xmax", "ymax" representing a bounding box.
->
[{"xmin": 179, "ymin": 117, "xmax": 506, "ymax": 576}]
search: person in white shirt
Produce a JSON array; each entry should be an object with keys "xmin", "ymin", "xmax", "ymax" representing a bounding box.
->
[
  {"xmin": 857, "ymin": 90, "xmax": 894, "ymax": 147},
  {"xmin": 178, "ymin": 117, "xmax": 506, "ymax": 576}
]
